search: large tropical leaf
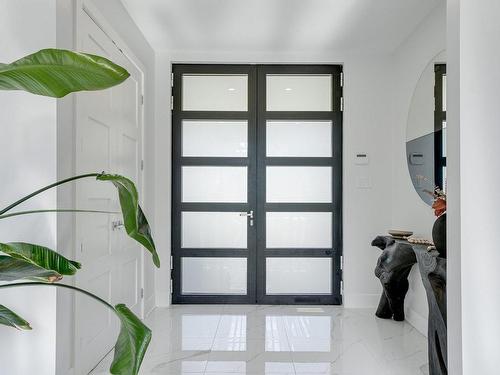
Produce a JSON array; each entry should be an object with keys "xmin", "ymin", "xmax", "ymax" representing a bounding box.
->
[
  {"xmin": 0, "ymin": 255, "xmax": 61, "ymax": 282},
  {"xmin": 0, "ymin": 304, "xmax": 31, "ymax": 330},
  {"xmin": 0, "ymin": 280, "xmax": 152, "ymax": 374},
  {"xmin": 0, "ymin": 48, "xmax": 129, "ymax": 98},
  {"xmin": 0, "ymin": 242, "xmax": 80, "ymax": 276},
  {"xmin": 110, "ymin": 304, "xmax": 152, "ymax": 375},
  {"xmin": 97, "ymin": 174, "xmax": 160, "ymax": 267}
]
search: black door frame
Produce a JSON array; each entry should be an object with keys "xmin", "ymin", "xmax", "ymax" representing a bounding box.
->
[
  {"xmin": 171, "ymin": 64, "xmax": 258, "ymax": 304},
  {"xmin": 256, "ymin": 65, "xmax": 343, "ymax": 305},
  {"xmin": 171, "ymin": 64, "xmax": 343, "ymax": 305},
  {"xmin": 434, "ymin": 64, "xmax": 446, "ymax": 190}
]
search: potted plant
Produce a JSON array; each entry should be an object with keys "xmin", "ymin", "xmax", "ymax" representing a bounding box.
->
[{"xmin": 0, "ymin": 49, "xmax": 159, "ymax": 375}]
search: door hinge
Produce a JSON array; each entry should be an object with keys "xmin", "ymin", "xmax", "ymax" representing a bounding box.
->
[
  {"xmin": 170, "ymin": 279, "xmax": 173, "ymax": 294},
  {"xmin": 340, "ymin": 255, "xmax": 343, "ymax": 270},
  {"xmin": 340, "ymin": 280, "xmax": 344, "ymax": 296},
  {"xmin": 80, "ymin": 243, "xmax": 83, "ymax": 253},
  {"xmin": 140, "ymin": 159, "xmax": 144, "ymax": 171},
  {"xmin": 340, "ymin": 97, "xmax": 344, "ymax": 112},
  {"xmin": 171, "ymin": 72, "xmax": 174, "ymax": 88},
  {"xmin": 140, "ymin": 288, "xmax": 144, "ymax": 299},
  {"xmin": 170, "ymin": 96, "xmax": 174, "ymax": 110},
  {"xmin": 170, "ymin": 255, "xmax": 174, "ymax": 270},
  {"xmin": 340, "ymin": 72, "xmax": 344, "ymax": 87},
  {"xmin": 141, "ymin": 95, "xmax": 144, "ymax": 105},
  {"xmin": 434, "ymin": 87, "xmax": 437, "ymax": 110}
]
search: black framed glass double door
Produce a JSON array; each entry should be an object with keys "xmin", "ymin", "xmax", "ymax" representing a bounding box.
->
[{"xmin": 171, "ymin": 64, "xmax": 342, "ymax": 304}]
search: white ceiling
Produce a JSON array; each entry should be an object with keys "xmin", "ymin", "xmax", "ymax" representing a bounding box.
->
[{"xmin": 121, "ymin": 0, "xmax": 444, "ymax": 54}]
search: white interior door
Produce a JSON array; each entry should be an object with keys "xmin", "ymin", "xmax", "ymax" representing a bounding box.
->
[{"xmin": 74, "ymin": 9, "xmax": 144, "ymax": 374}]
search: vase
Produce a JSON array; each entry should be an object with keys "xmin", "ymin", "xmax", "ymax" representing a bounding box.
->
[{"xmin": 432, "ymin": 213, "xmax": 446, "ymax": 258}]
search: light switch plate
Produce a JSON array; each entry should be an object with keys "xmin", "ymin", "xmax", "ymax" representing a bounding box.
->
[{"xmin": 356, "ymin": 176, "xmax": 372, "ymax": 189}]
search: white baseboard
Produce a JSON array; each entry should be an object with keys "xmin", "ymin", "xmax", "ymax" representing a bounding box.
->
[
  {"xmin": 144, "ymin": 294, "xmax": 156, "ymax": 317},
  {"xmin": 405, "ymin": 308, "xmax": 428, "ymax": 337},
  {"xmin": 155, "ymin": 303, "xmax": 171, "ymax": 308},
  {"xmin": 57, "ymin": 367, "xmax": 75, "ymax": 375},
  {"xmin": 155, "ymin": 291, "xmax": 171, "ymax": 307},
  {"xmin": 343, "ymin": 293, "xmax": 380, "ymax": 308}
]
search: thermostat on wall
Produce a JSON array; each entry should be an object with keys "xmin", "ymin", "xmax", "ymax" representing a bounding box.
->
[{"xmin": 355, "ymin": 152, "xmax": 369, "ymax": 165}]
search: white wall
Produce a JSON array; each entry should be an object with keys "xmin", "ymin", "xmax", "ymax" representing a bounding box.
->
[
  {"xmin": 389, "ymin": 3, "xmax": 446, "ymax": 334},
  {"xmin": 153, "ymin": 52, "xmax": 172, "ymax": 307},
  {"xmin": 0, "ymin": 1, "xmax": 57, "ymax": 374},
  {"xmin": 155, "ymin": 49, "xmax": 395, "ymax": 308},
  {"xmin": 342, "ymin": 55, "xmax": 394, "ymax": 307},
  {"xmin": 446, "ymin": 0, "xmax": 462, "ymax": 372},
  {"xmin": 55, "ymin": 3, "xmax": 77, "ymax": 374},
  {"xmin": 450, "ymin": 0, "xmax": 500, "ymax": 373}
]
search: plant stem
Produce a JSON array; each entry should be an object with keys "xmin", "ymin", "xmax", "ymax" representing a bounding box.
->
[
  {"xmin": 0, "ymin": 282, "xmax": 114, "ymax": 310},
  {"xmin": 0, "ymin": 173, "xmax": 101, "ymax": 215},
  {"xmin": 0, "ymin": 209, "xmax": 118, "ymax": 220}
]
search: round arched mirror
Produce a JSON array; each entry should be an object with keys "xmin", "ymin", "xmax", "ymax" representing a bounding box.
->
[{"xmin": 406, "ymin": 51, "xmax": 446, "ymax": 205}]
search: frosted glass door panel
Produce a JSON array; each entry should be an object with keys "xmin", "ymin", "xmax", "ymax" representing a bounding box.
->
[
  {"xmin": 266, "ymin": 75, "xmax": 332, "ymax": 111},
  {"xmin": 266, "ymin": 121, "xmax": 332, "ymax": 157},
  {"xmin": 182, "ymin": 120, "xmax": 248, "ymax": 157},
  {"xmin": 182, "ymin": 212, "xmax": 247, "ymax": 248},
  {"xmin": 266, "ymin": 258, "xmax": 331, "ymax": 294},
  {"xmin": 182, "ymin": 257, "xmax": 247, "ymax": 294},
  {"xmin": 182, "ymin": 75, "xmax": 248, "ymax": 111},
  {"xmin": 266, "ymin": 167, "xmax": 331, "ymax": 203},
  {"xmin": 266, "ymin": 212, "xmax": 332, "ymax": 248},
  {"xmin": 182, "ymin": 166, "xmax": 247, "ymax": 203}
]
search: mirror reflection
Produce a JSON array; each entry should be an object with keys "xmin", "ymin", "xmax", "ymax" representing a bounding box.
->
[{"xmin": 406, "ymin": 51, "xmax": 447, "ymax": 205}]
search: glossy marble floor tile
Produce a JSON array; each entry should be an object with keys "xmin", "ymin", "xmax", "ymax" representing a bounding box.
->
[{"xmin": 91, "ymin": 305, "xmax": 428, "ymax": 375}]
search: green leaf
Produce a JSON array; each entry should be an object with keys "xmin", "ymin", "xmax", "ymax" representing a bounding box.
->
[
  {"xmin": 97, "ymin": 174, "xmax": 160, "ymax": 267},
  {"xmin": 0, "ymin": 304, "xmax": 31, "ymax": 330},
  {"xmin": 0, "ymin": 282, "xmax": 152, "ymax": 374},
  {"xmin": 110, "ymin": 304, "xmax": 152, "ymax": 375},
  {"xmin": 0, "ymin": 48, "xmax": 129, "ymax": 98},
  {"xmin": 0, "ymin": 255, "xmax": 62, "ymax": 282},
  {"xmin": 0, "ymin": 242, "xmax": 81, "ymax": 276}
]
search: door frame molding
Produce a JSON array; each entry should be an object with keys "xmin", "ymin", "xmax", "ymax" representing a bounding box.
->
[
  {"xmin": 76, "ymin": 0, "xmax": 147, "ymax": 309},
  {"xmin": 56, "ymin": 2, "xmax": 147, "ymax": 374},
  {"xmin": 171, "ymin": 64, "xmax": 343, "ymax": 305}
]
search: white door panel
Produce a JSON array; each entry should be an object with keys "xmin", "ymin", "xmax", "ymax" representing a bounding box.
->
[{"xmin": 75, "ymin": 9, "xmax": 144, "ymax": 374}]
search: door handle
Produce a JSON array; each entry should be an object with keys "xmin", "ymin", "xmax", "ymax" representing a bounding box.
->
[
  {"xmin": 239, "ymin": 211, "xmax": 253, "ymax": 219},
  {"xmin": 112, "ymin": 220, "xmax": 124, "ymax": 231},
  {"xmin": 240, "ymin": 211, "xmax": 254, "ymax": 226}
]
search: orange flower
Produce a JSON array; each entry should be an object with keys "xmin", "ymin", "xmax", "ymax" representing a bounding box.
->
[{"xmin": 432, "ymin": 197, "xmax": 446, "ymax": 217}]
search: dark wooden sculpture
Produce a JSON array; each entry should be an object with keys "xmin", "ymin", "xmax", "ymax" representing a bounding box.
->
[
  {"xmin": 371, "ymin": 236, "xmax": 448, "ymax": 375},
  {"xmin": 371, "ymin": 236, "xmax": 417, "ymax": 321},
  {"xmin": 414, "ymin": 247, "xmax": 447, "ymax": 375}
]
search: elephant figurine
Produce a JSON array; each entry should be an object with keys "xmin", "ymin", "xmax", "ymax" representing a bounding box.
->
[{"xmin": 371, "ymin": 236, "xmax": 417, "ymax": 321}]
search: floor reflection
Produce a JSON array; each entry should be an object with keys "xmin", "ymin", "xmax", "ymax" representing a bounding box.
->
[{"xmin": 91, "ymin": 305, "xmax": 429, "ymax": 375}]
